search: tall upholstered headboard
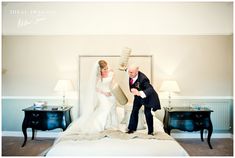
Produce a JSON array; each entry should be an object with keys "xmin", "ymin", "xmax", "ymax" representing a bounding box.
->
[{"xmin": 78, "ymin": 55, "xmax": 152, "ymax": 115}]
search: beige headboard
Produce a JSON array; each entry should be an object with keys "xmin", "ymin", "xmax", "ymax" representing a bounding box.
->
[{"xmin": 78, "ymin": 55, "xmax": 152, "ymax": 114}]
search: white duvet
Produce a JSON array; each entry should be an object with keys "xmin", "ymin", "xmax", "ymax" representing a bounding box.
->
[
  {"xmin": 46, "ymin": 137, "xmax": 188, "ymax": 156},
  {"xmin": 45, "ymin": 117, "xmax": 189, "ymax": 156}
]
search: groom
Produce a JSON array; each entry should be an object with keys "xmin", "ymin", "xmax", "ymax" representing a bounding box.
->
[{"xmin": 126, "ymin": 64, "xmax": 161, "ymax": 135}]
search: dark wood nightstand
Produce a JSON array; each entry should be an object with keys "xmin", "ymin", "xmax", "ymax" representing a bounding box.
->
[
  {"xmin": 163, "ymin": 106, "xmax": 213, "ymax": 149},
  {"xmin": 22, "ymin": 106, "xmax": 72, "ymax": 147}
]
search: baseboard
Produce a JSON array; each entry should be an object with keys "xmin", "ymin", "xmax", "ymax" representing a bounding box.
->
[
  {"xmin": 2, "ymin": 131, "xmax": 60, "ymax": 138},
  {"xmin": 2, "ymin": 131, "xmax": 233, "ymax": 139},
  {"xmin": 171, "ymin": 132, "xmax": 233, "ymax": 139}
]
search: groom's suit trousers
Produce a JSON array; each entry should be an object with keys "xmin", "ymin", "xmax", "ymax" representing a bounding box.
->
[{"xmin": 128, "ymin": 97, "xmax": 153, "ymax": 133}]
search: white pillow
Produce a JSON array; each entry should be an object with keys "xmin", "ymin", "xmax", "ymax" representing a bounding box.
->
[
  {"xmin": 116, "ymin": 105, "xmax": 164, "ymax": 132},
  {"xmin": 153, "ymin": 117, "xmax": 164, "ymax": 132},
  {"xmin": 116, "ymin": 106, "xmax": 125, "ymax": 124}
]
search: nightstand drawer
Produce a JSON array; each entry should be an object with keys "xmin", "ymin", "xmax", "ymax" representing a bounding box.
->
[
  {"xmin": 193, "ymin": 113, "xmax": 210, "ymax": 119},
  {"xmin": 30, "ymin": 120, "xmax": 40, "ymax": 125},
  {"xmin": 28, "ymin": 112, "xmax": 42, "ymax": 119},
  {"xmin": 170, "ymin": 120, "xmax": 194, "ymax": 131},
  {"xmin": 171, "ymin": 112, "xmax": 192, "ymax": 120},
  {"xmin": 26, "ymin": 112, "xmax": 43, "ymax": 128},
  {"xmin": 28, "ymin": 120, "xmax": 43, "ymax": 128},
  {"xmin": 194, "ymin": 119, "xmax": 210, "ymax": 128}
]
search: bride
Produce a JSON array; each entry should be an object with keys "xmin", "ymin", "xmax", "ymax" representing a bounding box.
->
[{"xmin": 66, "ymin": 60, "xmax": 119, "ymax": 134}]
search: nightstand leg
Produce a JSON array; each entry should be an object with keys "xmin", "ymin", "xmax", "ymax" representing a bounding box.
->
[
  {"xmin": 200, "ymin": 129, "xmax": 204, "ymax": 141},
  {"xmin": 207, "ymin": 129, "xmax": 213, "ymax": 149},
  {"xmin": 32, "ymin": 128, "xmax": 35, "ymax": 140},
  {"xmin": 166, "ymin": 129, "xmax": 171, "ymax": 135},
  {"xmin": 22, "ymin": 123, "xmax": 27, "ymax": 147}
]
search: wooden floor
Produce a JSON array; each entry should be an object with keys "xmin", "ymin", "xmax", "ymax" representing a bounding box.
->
[
  {"xmin": 176, "ymin": 138, "xmax": 233, "ymax": 156},
  {"xmin": 2, "ymin": 137, "xmax": 54, "ymax": 156},
  {"xmin": 2, "ymin": 136, "xmax": 233, "ymax": 156}
]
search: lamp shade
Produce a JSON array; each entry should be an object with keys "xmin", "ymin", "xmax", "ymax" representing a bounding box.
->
[
  {"xmin": 54, "ymin": 80, "xmax": 74, "ymax": 92},
  {"xmin": 160, "ymin": 80, "xmax": 180, "ymax": 92}
]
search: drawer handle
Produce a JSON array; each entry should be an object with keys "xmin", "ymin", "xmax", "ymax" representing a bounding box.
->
[
  {"xmin": 31, "ymin": 121, "xmax": 39, "ymax": 125},
  {"xmin": 195, "ymin": 122, "xmax": 203, "ymax": 125},
  {"xmin": 177, "ymin": 114, "xmax": 184, "ymax": 118},
  {"xmin": 196, "ymin": 114, "xmax": 203, "ymax": 118},
  {"xmin": 32, "ymin": 113, "xmax": 39, "ymax": 117}
]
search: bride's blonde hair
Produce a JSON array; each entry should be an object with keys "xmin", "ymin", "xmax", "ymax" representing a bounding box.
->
[
  {"xmin": 98, "ymin": 60, "xmax": 107, "ymax": 70},
  {"xmin": 98, "ymin": 60, "xmax": 108, "ymax": 81}
]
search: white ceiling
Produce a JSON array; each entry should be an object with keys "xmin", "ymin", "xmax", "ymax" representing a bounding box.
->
[{"xmin": 2, "ymin": 2, "xmax": 233, "ymax": 35}]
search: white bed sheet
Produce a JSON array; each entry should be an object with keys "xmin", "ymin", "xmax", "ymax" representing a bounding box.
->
[
  {"xmin": 45, "ymin": 117, "xmax": 189, "ymax": 156},
  {"xmin": 46, "ymin": 137, "xmax": 188, "ymax": 156}
]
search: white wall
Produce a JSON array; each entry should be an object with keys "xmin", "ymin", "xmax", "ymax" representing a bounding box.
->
[
  {"xmin": 2, "ymin": 35, "xmax": 233, "ymax": 98},
  {"xmin": 3, "ymin": 2, "xmax": 233, "ymax": 35}
]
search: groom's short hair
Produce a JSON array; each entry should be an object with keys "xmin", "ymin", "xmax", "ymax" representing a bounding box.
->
[{"xmin": 128, "ymin": 64, "xmax": 139, "ymax": 71}]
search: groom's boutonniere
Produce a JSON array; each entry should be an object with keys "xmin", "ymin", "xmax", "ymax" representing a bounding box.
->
[{"xmin": 135, "ymin": 82, "xmax": 140, "ymax": 90}]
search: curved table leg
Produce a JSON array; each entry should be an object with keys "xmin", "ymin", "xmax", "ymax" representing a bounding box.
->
[
  {"xmin": 200, "ymin": 129, "xmax": 204, "ymax": 141},
  {"xmin": 166, "ymin": 129, "xmax": 171, "ymax": 135},
  {"xmin": 32, "ymin": 128, "xmax": 35, "ymax": 140},
  {"xmin": 207, "ymin": 128, "xmax": 213, "ymax": 149},
  {"xmin": 21, "ymin": 121, "xmax": 27, "ymax": 147}
]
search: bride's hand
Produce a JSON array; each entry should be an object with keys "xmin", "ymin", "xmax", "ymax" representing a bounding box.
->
[{"xmin": 97, "ymin": 88, "xmax": 112, "ymax": 97}]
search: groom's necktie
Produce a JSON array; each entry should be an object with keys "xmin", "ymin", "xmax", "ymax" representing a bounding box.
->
[{"xmin": 130, "ymin": 78, "xmax": 133, "ymax": 85}]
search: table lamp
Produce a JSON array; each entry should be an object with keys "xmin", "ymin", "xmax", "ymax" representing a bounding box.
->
[
  {"xmin": 54, "ymin": 79, "xmax": 74, "ymax": 106},
  {"xmin": 160, "ymin": 80, "xmax": 180, "ymax": 109}
]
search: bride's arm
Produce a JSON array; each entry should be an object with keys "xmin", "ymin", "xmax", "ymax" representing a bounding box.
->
[
  {"xmin": 97, "ymin": 89, "xmax": 112, "ymax": 97},
  {"xmin": 109, "ymin": 69, "xmax": 116, "ymax": 88}
]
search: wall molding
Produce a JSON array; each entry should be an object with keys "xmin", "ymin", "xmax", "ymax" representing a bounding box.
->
[
  {"xmin": 2, "ymin": 96, "xmax": 78, "ymax": 99},
  {"xmin": 3, "ymin": 33, "xmax": 234, "ymax": 36},
  {"xmin": 2, "ymin": 131, "xmax": 60, "ymax": 138},
  {"xmin": 159, "ymin": 96, "xmax": 233, "ymax": 100},
  {"xmin": 2, "ymin": 131, "xmax": 233, "ymax": 139},
  {"xmin": 2, "ymin": 96, "xmax": 233, "ymax": 100},
  {"xmin": 171, "ymin": 132, "xmax": 233, "ymax": 139}
]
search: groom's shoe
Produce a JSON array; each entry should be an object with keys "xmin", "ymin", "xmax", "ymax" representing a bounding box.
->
[
  {"xmin": 126, "ymin": 130, "xmax": 134, "ymax": 134},
  {"xmin": 148, "ymin": 132, "xmax": 154, "ymax": 136}
]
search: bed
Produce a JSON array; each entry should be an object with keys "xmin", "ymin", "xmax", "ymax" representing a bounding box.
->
[
  {"xmin": 45, "ymin": 106, "xmax": 188, "ymax": 156},
  {"xmin": 44, "ymin": 55, "xmax": 188, "ymax": 156}
]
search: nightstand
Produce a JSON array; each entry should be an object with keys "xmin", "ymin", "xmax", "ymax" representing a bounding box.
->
[
  {"xmin": 163, "ymin": 106, "xmax": 213, "ymax": 149},
  {"xmin": 21, "ymin": 106, "xmax": 72, "ymax": 147}
]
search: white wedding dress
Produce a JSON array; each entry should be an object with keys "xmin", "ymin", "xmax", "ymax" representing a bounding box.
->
[{"xmin": 65, "ymin": 70, "xmax": 119, "ymax": 134}]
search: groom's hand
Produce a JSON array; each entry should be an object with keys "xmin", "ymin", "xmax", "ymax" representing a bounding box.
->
[{"xmin": 131, "ymin": 88, "xmax": 140, "ymax": 96}]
